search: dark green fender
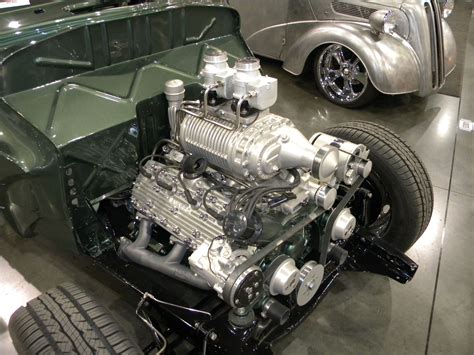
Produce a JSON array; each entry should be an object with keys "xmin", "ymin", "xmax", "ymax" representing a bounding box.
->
[{"xmin": 0, "ymin": 0, "xmax": 251, "ymax": 255}]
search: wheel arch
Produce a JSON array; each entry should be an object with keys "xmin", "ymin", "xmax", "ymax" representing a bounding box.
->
[
  {"xmin": 0, "ymin": 101, "xmax": 72, "ymax": 242},
  {"xmin": 282, "ymin": 22, "xmax": 421, "ymax": 95}
]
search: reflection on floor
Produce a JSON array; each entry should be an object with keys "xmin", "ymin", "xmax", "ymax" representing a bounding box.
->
[
  {"xmin": 1, "ymin": 7, "xmax": 473, "ymax": 355},
  {"xmin": 0, "ymin": 1, "xmax": 30, "ymax": 9},
  {"xmin": 439, "ymin": 0, "xmax": 472, "ymax": 97}
]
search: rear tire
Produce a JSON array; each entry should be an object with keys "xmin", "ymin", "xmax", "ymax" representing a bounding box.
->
[
  {"xmin": 324, "ymin": 121, "xmax": 433, "ymax": 251},
  {"xmin": 9, "ymin": 283, "xmax": 142, "ymax": 355}
]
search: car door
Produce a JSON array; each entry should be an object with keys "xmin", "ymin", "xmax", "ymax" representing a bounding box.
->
[{"xmin": 229, "ymin": 0, "xmax": 289, "ymax": 60}]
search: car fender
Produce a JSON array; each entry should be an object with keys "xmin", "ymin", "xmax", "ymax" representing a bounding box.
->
[
  {"xmin": 0, "ymin": 100, "xmax": 72, "ymax": 241},
  {"xmin": 282, "ymin": 22, "xmax": 421, "ymax": 95},
  {"xmin": 442, "ymin": 19, "xmax": 456, "ymax": 76}
]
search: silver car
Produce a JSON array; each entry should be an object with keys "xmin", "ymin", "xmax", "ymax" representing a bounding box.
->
[{"xmin": 230, "ymin": 0, "xmax": 456, "ymax": 107}]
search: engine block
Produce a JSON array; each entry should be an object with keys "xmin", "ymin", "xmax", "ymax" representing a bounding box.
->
[{"xmin": 132, "ymin": 159, "xmax": 228, "ymax": 248}]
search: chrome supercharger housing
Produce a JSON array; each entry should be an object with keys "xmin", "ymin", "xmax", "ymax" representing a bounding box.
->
[{"xmin": 127, "ymin": 49, "xmax": 372, "ymax": 321}]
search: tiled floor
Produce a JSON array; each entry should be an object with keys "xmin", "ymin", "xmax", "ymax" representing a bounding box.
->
[{"xmin": 1, "ymin": 6, "xmax": 473, "ymax": 355}]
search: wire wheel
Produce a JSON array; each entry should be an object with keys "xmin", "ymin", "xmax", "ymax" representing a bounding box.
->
[{"xmin": 315, "ymin": 44, "xmax": 377, "ymax": 108}]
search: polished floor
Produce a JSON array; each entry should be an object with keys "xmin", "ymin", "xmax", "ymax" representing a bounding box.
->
[
  {"xmin": 1, "ymin": 7, "xmax": 474, "ymax": 355},
  {"xmin": 439, "ymin": 0, "xmax": 472, "ymax": 97}
]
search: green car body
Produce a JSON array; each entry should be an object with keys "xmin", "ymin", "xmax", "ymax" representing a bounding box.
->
[{"xmin": 0, "ymin": 0, "xmax": 250, "ymax": 255}]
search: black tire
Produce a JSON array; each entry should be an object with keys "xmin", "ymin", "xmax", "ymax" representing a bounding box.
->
[
  {"xmin": 324, "ymin": 121, "xmax": 433, "ymax": 251},
  {"xmin": 314, "ymin": 44, "xmax": 378, "ymax": 108},
  {"xmin": 8, "ymin": 283, "xmax": 142, "ymax": 355}
]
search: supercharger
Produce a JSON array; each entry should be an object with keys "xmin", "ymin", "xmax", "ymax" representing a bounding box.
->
[{"xmin": 124, "ymin": 49, "xmax": 372, "ymax": 315}]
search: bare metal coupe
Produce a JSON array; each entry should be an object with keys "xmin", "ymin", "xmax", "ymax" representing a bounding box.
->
[{"xmin": 231, "ymin": 0, "xmax": 456, "ymax": 107}]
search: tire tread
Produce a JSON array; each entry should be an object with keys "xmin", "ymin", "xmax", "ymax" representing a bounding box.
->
[
  {"xmin": 8, "ymin": 283, "xmax": 142, "ymax": 355},
  {"xmin": 324, "ymin": 121, "xmax": 433, "ymax": 250}
]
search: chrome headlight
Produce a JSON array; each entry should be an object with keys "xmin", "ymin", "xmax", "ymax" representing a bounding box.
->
[
  {"xmin": 369, "ymin": 9, "xmax": 410, "ymax": 40},
  {"xmin": 439, "ymin": 0, "xmax": 454, "ymax": 18}
]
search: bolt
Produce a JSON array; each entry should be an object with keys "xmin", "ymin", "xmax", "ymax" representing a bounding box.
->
[
  {"xmin": 235, "ymin": 307, "xmax": 248, "ymax": 316},
  {"xmin": 209, "ymin": 332, "xmax": 218, "ymax": 341}
]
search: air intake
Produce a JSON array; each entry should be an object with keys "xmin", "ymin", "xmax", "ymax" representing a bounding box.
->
[{"xmin": 332, "ymin": 1, "xmax": 377, "ymax": 19}]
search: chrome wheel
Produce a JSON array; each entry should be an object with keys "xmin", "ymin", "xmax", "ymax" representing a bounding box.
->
[{"xmin": 316, "ymin": 44, "xmax": 370, "ymax": 105}]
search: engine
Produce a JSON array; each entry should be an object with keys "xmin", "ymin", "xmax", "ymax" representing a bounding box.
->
[{"xmin": 121, "ymin": 49, "xmax": 372, "ymax": 323}]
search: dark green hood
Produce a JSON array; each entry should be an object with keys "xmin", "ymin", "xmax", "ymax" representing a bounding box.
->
[{"xmin": 0, "ymin": 0, "xmax": 251, "ymax": 250}]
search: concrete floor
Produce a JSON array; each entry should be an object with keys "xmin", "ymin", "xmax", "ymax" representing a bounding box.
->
[{"xmin": 1, "ymin": 6, "xmax": 473, "ymax": 355}]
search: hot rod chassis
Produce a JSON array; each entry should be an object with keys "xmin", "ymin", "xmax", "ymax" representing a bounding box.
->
[{"xmin": 96, "ymin": 184, "xmax": 417, "ymax": 354}]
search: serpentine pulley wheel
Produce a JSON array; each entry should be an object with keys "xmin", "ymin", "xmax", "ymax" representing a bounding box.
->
[
  {"xmin": 324, "ymin": 121, "xmax": 433, "ymax": 252},
  {"xmin": 315, "ymin": 44, "xmax": 378, "ymax": 108},
  {"xmin": 296, "ymin": 261, "xmax": 325, "ymax": 306}
]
